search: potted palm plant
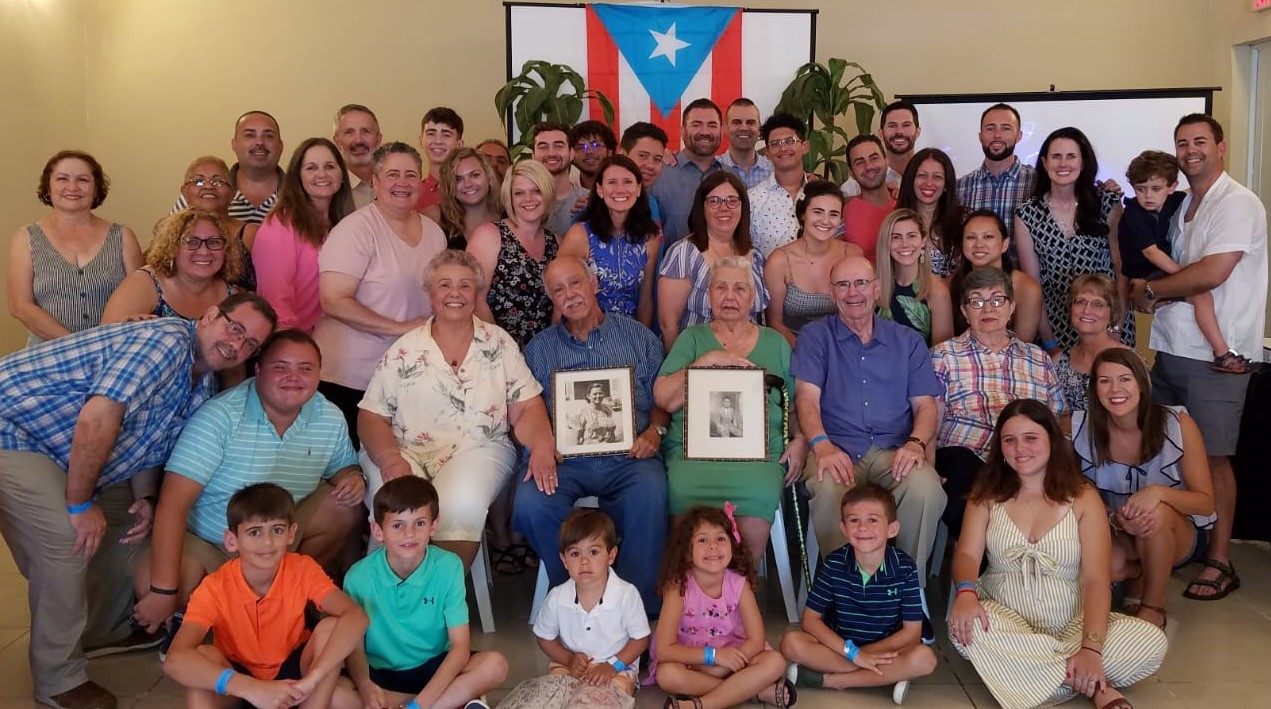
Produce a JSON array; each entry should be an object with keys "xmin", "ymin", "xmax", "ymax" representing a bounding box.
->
[
  {"xmin": 494, "ymin": 60, "xmax": 616, "ymax": 159},
  {"xmin": 774, "ymin": 58, "xmax": 887, "ymax": 183}
]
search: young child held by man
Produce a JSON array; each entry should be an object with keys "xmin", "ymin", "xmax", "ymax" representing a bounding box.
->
[
  {"xmin": 343, "ymin": 476, "xmax": 507, "ymax": 709},
  {"xmin": 1118, "ymin": 149, "xmax": 1251, "ymax": 372},
  {"xmin": 532, "ymin": 509, "xmax": 651, "ymax": 698},
  {"xmin": 780, "ymin": 484, "xmax": 936, "ymax": 705},
  {"xmin": 163, "ymin": 483, "xmax": 367, "ymax": 709}
]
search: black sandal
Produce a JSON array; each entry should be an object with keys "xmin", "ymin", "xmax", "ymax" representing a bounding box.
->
[
  {"xmin": 759, "ymin": 679, "xmax": 797, "ymax": 707},
  {"xmin": 1183, "ymin": 558, "xmax": 1241, "ymax": 601}
]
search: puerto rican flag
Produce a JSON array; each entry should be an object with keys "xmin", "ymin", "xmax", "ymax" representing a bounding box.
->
[{"xmin": 507, "ymin": 2, "xmax": 812, "ymax": 145}]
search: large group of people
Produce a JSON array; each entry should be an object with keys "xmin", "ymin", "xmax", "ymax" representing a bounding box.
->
[{"xmin": 0, "ymin": 96, "xmax": 1264, "ymax": 709}]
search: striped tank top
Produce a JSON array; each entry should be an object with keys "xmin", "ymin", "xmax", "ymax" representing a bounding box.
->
[{"xmin": 25, "ymin": 222, "xmax": 128, "ymax": 346}]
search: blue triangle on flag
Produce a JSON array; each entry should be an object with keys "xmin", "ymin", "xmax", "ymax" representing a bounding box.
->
[{"xmin": 591, "ymin": 3, "xmax": 739, "ymax": 118}]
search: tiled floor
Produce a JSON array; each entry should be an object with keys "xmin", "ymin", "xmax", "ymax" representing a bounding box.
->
[{"xmin": 2, "ymin": 541, "xmax": 1270, "ymax": 708}]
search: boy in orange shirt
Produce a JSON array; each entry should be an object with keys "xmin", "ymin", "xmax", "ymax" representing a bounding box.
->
[{"xmin": 163, "ymin": 483, "xmax": 367, "ymax": 708}]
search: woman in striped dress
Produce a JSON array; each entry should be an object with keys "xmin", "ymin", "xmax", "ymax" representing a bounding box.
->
[{"xmin": 948, "ymin": 399, "xmax": 1166, "ymax": 709}]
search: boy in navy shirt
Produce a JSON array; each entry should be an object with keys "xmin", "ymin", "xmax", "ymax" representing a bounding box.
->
[{"xmin": 780, "ymin": 484, "xmax": 936, "ymax": 704}]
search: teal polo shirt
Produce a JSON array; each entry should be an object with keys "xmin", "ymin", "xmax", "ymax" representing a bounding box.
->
[
  {"xmin": 165, "ymin": 378, "xmax": 358, "ymax": 543},
  {"xmin": 343, "ymin": 545, "xmax": 468, "ymax": 670}
]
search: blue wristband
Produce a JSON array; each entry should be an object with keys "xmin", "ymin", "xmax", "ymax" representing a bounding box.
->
[
  {"xmin": 809, "ymin": 434, "xmax": 829, "ymax": 448},
  {"xmin": 703, "ymin": 645, "xmax": 716, "ymax": 666},
  {"xmin": 1041, "ymin": 339, "xmax": 1059, "ymax": 351},
  {"xmin": 843, "ymin": 639, "xmax": 860, "ymax": 662},
  {"xmin": 608, "ymin": 657, "xmax": 627, "ymax": 672},
  {"xmin": 955, "ymin": 581, "xmax": 977, "ymax": 593},
  {"xmin": 214, "ymin": 669, "xmax": 235, "ymax": 696},
  {"xmin": 67, "ymin": 501, "xmax": 93, "ymax": 515},
  {"xmin": 405, "ymin": 701, "xmax": 422, "ymax": 709}
]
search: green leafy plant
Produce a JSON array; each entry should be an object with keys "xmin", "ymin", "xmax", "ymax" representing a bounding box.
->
[
  {"xmin": 494, "ymin": 60, "xmax": 616, "ymax": 159},
  {"xmin": 774, "ymin": 58, "xmax": 887, "ymax": 183}
]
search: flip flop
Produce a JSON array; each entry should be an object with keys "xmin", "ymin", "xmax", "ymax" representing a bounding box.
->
[{"xmin": 1183, "ymin": 558, "xmax": 1241, "ymax": 601}]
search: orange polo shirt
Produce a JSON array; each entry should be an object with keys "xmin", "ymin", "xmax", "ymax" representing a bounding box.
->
[{"xmin": 184, "ymin": 553, "xmax": 337, "ymax": 680}]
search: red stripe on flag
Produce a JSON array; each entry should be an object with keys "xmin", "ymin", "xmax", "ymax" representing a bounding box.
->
[
  {"xmin": 585, "ymin": 6, "xmax": 621, "ymax": 132},
  {"xmin": 712, "ymin": 10, "xmax": 743, "ymax": 153},
  {"xmin": 651, "ymin": 99, "xmax": 682, "ymax": 150}
]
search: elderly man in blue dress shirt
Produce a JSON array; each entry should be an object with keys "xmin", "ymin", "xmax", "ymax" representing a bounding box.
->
[
  {"xmin": 515, "ymin": 256, "xmax": 669, "ymax": 614},
  {"xmin": 0, "ymin": 292, "xmax": 276, "ymax": 709},
  {"xmin": 792, "ymin": 256, "xmax": 947, "ymax": 586}
]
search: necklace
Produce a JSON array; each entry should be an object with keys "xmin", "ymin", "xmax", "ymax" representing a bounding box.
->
[{"xmin": 1048, "ymin": 196, "xmax": 1077, "ymax": 235}]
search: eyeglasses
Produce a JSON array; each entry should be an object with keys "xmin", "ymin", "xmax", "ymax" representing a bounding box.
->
[
  {"xmin": 1073, "ymin": 297, "xmax": 1110, "ymax": 309},
  {"xmin": 184, "ymin": 176, "xmax": 231, "ymax": 189},
  {"xmin": 574, "ymin": 141, "xmax": 604, "ymax": 153},
  {"xmin": 832, "ymin": 278, "xmax": 875, "ymax": 291},
  {"xmin": 768, "ymin": 136, "xmax": 802, "ymax": 148},
  {"xmin": 217, "ymin": 307, "xmax": 261, "ymax": 355},
  {"xmin": 181, "ymin": 235, "xmax": 227, "ymax": 251},
  {"xmin": 965, "ymin": 296, "xmax": 1011, "ymax": 309},
  {"xmin": 706, "ymin": 195, "xmax": 742, "ymax": 210}
]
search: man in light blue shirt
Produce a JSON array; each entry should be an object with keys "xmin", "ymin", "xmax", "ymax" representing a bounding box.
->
[
  {"xmin": 132, "ymin": 330, "xmax": 365, "ymax": 637},
  {"xmin": 718, "ymin": 98, "xmax": 773, "ymax": 188}
]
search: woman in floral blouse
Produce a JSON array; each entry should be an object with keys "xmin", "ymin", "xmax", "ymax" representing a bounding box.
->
[{"xmin": 357, "ymin": 249, "xmax": 557, "ymax": 569}]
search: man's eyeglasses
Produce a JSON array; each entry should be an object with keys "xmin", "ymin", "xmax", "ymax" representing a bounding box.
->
[
  {"xmin": 574, "ymin": 141, "xmax": 605, "ymax": 153},
  {"xmin": 768, "ymin": 136, "xmax": 802, "ymax": 148},
  {"xmin": 181, "ymin": 236, "xmax": 227, "ymax": 251},
  {"xmin": 832, "ymin": 278, "xmax": 875, "ymax": 291},
  {"xmin": 965, "ymin": 296, "xmax": 1011, "ymax": 310},
  {"xmin": 184, "ymin": 176, "xmax": 231, "ymax": 189},
  {"xmin": 706, "ymin": 195, "xmax": 742, "ymax": 210},
  {"xmin": 217, "ymin": 307, "xmax": 261, "ymax": 355}
]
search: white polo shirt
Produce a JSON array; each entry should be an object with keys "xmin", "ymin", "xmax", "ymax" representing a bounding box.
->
[
  {"xmin": 532, "ymin": 570, "xmax": 650, "ymax": 668},
  {"xmin": 1150, "ymin": 172, "xmax": 1268, "ymax": 361}
]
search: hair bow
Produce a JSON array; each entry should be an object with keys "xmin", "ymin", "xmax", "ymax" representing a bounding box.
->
[{"xmin": 723, "ymin": 501, "xmax": 741, "ymax": 543}]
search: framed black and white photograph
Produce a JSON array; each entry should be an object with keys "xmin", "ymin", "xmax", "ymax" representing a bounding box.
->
[
  {"xmin": 552, "ymin": 366, "xmax": 636, "ymax": 458},
  {"xmin": 684, "ymin": 367, "xmax": 768, "ymax": 461}
]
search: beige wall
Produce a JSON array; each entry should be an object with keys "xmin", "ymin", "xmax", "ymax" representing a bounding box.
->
[
  {"xmin": 2, "ymin": 0, "xmax": 1267, "ymax": 354},
  {"xmin": 0, "ymin": 0, "xmax": 89, "ymax": 354}
]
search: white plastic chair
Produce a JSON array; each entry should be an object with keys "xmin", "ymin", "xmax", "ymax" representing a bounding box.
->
[{"xmin": 469, "ymin": 538, "xmax": 496, "ymax": 633}]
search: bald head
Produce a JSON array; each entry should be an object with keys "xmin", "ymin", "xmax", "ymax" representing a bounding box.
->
[{"xmin": 830, "ymin": 255, "xmax": 879, "ymax": 324}]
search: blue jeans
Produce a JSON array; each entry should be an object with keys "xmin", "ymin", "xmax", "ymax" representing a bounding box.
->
[{"xmin": 513, "ymin": 452, "xmax": 668, "ymax": 616}]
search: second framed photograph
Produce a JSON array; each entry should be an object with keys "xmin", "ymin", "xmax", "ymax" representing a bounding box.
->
[
  {"xmin": 552, "ymin": 366, "xmax": 636, "ymax": 458},
  {"xmin": 684, "ymin": 366, "xmax": 769, "ymax": 461}
]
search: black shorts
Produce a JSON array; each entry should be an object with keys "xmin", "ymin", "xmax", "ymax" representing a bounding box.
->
[
  {"xmin": 231, "ymin": 640, "xmax": 307, "ymax": 708},
  {"xmin": 369, "ymin": 653, "xmax": 462, "ymax": 695}
]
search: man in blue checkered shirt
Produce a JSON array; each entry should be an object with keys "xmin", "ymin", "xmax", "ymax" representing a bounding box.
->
[{"xmin": 0, "ymin": 292, "xmax": 276, "ymax": 709}]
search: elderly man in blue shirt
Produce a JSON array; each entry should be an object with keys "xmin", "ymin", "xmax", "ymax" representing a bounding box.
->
[
  {"xmin": 0, "ymin": 292, "xmax": 276, "ymax": 709},
  {"xmin": 792, "ymin": 256, "xmax": 947, "ymax": 586},
  {"xmin": 515, "ymin": 256, "xmax": 669, "ymax": 613},
  {"xmin": 131, "ymin": 329, "xmax": 366, "ymax": 653}
]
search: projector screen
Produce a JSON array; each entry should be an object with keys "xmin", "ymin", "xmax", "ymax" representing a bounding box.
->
[{"xmin": 901, "ymin": 91, "xmax": 1213, "ymax": 187}]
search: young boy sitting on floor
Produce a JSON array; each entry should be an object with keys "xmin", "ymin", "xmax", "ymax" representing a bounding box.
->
[
  {"xmin": 163, "ymin": 482, "xmax": 367, "ymax": 709},
  {"xmin": 533, "ymin": 509, "xmax": 651, "ymax": 698},
  {"xmin": 344, "ymin": 476, "xmax": 507, "ymax": 709},
  {"xmin": 780, "ymin": 483, "xmax": 937, "ymax": 705}
]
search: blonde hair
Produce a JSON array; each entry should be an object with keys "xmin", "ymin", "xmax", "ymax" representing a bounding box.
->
[
  {"xmin": 875, "ymin": 208, "xmax": 933, "ymax": 318},
  {"xmin": 500, "ymin": 160, "xmax": 556, "ymax": 228},
  {"xmin": 147, "ymin": 207, "xmax": 243, "ymax": 283},
  {"xmin": 183, "ymin": 155, "xmax": 231, "ymax": 181}
]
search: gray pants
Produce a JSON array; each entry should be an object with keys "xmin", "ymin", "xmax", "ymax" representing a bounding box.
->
[
  {"xmin": 0, "ymin": 450, "xmax": 141, "ymax": 697},
  {"xmin": 804, "ymin": 446, "xmax": 947, "ymax": 588}
]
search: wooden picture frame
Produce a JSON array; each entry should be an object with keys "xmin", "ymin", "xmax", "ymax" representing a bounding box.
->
[
  {"xmin": 552, "ymin": 366, "xmax": 637, "ymax": 458},
  {"xmin": 684, "ymin": 366, "xmax": 769, "ymax": 461}
]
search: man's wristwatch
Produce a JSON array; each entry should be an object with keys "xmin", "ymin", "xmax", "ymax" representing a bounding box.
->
[
  {"xmin": 1143, "ymin": 282, "xmax": 1158, "ymax": 302},
  {"xmin": 651, "ymin": 424, "xmax": 668, "ymax": 437}
]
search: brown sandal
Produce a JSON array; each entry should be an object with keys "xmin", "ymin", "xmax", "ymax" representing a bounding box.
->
[
  {"xmin": 1212, "ymin": 350, "xmax": 1256, "ymax": 374},
  {"xmin": 1135, "ymin": 602, "xmax": 1167, "ymax": 629},
  {"xmin": 1183, "ymin": 558, "xmax": 1241, "ymax": 601}
]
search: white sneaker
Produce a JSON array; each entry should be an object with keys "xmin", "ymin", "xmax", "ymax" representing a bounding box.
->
[{"xmin": 892, "ymin": 680, "xmax": 910, "ymax": 704}]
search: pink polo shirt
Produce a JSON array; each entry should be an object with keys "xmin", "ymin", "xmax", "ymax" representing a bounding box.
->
[
  {"xmin": 252, "ymin": 215, "xmax": 323, "ymax": 333},
  {"xmin": 841, "ymin": 197, "xmax": 896, "ymax": 266}
]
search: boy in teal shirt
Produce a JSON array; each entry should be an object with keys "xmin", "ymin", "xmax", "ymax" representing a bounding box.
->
[{"xmin": 344, "ymin": 476, "xmax": 507, "ymax": 709}]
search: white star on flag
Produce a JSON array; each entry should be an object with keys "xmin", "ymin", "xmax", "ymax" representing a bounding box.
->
[{"xmin": 648, "ymin": 23, "xmax": 690, "ymax": 66}]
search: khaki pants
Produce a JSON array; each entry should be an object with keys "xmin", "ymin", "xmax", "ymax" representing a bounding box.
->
[
  {"xmin": 0, "ymin": 450, "xmax": 144, "ymax": 697},
  {"xmin": 803, "ymin": 445, "xmax": 946, "ymax": 587}
]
